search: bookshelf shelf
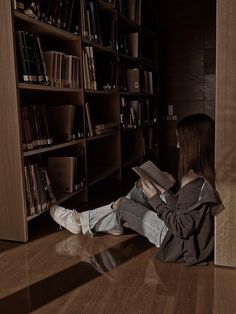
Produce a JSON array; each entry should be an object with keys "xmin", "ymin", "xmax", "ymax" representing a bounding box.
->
[
  {"xmin": 141, "ymin": 59, "xmax": 158, "ymax": 70},
  {"xmin": 27, "ymin": 208, "xmax": 48, "ymax": 221},
  {"xmin": 27, "ymin": 187, "xmax": 87, "ymax": 221},
  {"xmin": 18, "ymin": 83, "xmax": 83, "ymax": 93},
  {"xmin": 14, "ymin": 11, "xmax": 80, "ymax": 41},
  {"xmin": 84, "ymin": 89, "xmax": 117, "ymax": 94},
  {"xmin": 82, "ymin": 39, "xmax": 116, "ymax": 54},
  {"xmin": 143, "ymin": 93, "xmax": 158, "ymax": 97},
  {"xmin": 120, "ymin": 92, "xmax": 142, "ymax": 96},
  {"xmin": 86, "ymin": 130, "xmax": 119, "ymax": 141},
  {"xmin": 122, "ymin": 127, "xmax": 140, "ymax": 133},
  {"xmin": 88, "ymin": 166, "xmax": 120, "ymax": 187},
  {"xmin": 118, "ymin": 53, "xmax": 140, "ymax": 63},
  {"xmin": 118, "ymin": 14, "xmax": 139, "ymax": 29},
  {"xmin": 23, "ymin": 140, "xmax": 84, "ymax": 157}
]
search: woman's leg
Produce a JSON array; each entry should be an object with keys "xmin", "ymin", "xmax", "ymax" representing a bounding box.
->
[
  {"xmin": 51, "ymin": 183, "xmax": 168, "ymax": 246},
  {"xmin": 79, "ymin": 203, "xmax": 122, "ymax": 235},
  {"xmin": 80, "ymin": 184, "xmax": 168, "ymax": 247},
  {"xmin": 79, "ymin": 183, "xmax": 147, "ymax": 235},
  {"xmin": 118, "ymin": 197, "xmax": 168, "ymax": 247}
]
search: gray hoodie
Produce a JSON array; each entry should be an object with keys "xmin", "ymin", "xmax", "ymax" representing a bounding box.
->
[{"xmin": 149, "ymin": 177, "xmax": 222, "ymax": 266}]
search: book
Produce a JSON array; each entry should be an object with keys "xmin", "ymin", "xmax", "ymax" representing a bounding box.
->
[
  {"xmin": 127, "ymin": 68, "xmax": 140, "ymax": 92},
  {"xmin": 126, "ymin": 32, "xmax": 139, "ymax": 58},
  {"xmin": 47, "ymin": 156, "xmax": 76, "ymax": 193},
  {"xmin": 94, "ymin": 122, "xmax": 118, "ymax": 135},
  {"xmin": 46, "ymin": 104, "xmax": 76, "ymax": 142},
  {"xmin": 132, "ymin": 160, "xmax": 175, "ymax": 191},
  {"xmin": 85, "ymin": 102, "xmax": 94, "ymax": 136}
]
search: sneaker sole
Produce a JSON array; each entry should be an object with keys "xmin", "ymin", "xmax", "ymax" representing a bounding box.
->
[{"xmin": 106, "ymin": 230, "xmax": 124, "ymax": 236}]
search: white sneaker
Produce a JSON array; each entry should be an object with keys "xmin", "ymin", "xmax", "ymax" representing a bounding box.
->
[{"xmin": 50, "ymin": 205, "xmax": 81, "ymax": 234}]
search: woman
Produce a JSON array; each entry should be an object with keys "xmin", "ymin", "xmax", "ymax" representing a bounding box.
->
[{"xmin": 50, "ymin": 113, "xmax": 222, "ymax": 266}]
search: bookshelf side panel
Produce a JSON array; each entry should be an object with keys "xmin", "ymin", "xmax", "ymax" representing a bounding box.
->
[
  {"xmin": 215, "ymin": 0, "xmax": 236, "ymax": 267},
  {"xmin": 0, "ymin": 1, "xmax": 28, "ymax": 241}
]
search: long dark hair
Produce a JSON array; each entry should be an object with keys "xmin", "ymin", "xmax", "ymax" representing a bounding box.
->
[{"xmin": 176, "ymin": 113, "xmax": 215, "ymax": 186}]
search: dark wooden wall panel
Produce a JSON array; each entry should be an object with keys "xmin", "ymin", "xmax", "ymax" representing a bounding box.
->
[{"xmin": 157, "ymin": 0, "xmax": 216, "ymax": 173}]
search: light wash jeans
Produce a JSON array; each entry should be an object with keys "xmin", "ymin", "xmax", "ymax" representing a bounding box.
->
[{"xmin": 79, "ymin": 184, "xmax": 168, "ymax": 247}]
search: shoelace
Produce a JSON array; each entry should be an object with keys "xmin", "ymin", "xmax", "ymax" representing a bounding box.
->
[{"xmin": 58, "ymin": 209, "xmax": 76, "ymax": 230}]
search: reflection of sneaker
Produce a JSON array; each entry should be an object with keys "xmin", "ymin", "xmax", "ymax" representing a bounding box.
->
[
  {"xmin": 105, "ymin": 225, "xmax": 124, "ymax": 236},
  {"xmin": 55, "ymin": 235, "xmax": 83, "ymax": 257},
  {"xmin": 50, "ymin": 205, "xmax": 81, "ymax": 234}
]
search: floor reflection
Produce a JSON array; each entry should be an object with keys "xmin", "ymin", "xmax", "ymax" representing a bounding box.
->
[{"xmin": 0, "ymin": 235, "xmax": 152, "ymax": 314}]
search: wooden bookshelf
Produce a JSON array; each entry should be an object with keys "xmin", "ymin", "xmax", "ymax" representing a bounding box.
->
[
  {"xmin": 14, "ymin": 11, "xmax": 79, "ymax": 40},
  {"xmin": 18, "ymin": 83, "xmax": 82, "ymax": 93},
  {"xmin": 0, "ymin": 0, "xmax": 159, "ymax": 241},
  {"xmin": 23, "ymin": 140, "xmax": 83, "ymax": 157}
]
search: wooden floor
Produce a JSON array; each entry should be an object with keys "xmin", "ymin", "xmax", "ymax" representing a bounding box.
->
[{"xmin": 0, "ymin": 179, "xmax": 236, "ymax": 314}]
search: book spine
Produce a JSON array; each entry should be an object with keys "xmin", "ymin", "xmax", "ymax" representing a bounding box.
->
[
  {"xmin": 29, "ymin": 164, "xmax": 41, "ymax": 214},
  {"xmin": 24, "ymin": 166, "xmax": 35, "ymax": 216},
  {"xmin": 16, "ymin": 31, "xmax": 30, "ymax": 83},
  {"xmin": 85, "ymin": 102, "xmax": 94, "ymax": 136},
  {"xmin": 35, "ymin": 35, "xmax": 50, "ymax": 85}
]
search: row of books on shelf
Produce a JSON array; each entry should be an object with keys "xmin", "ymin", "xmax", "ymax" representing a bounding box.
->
[
  {"xmin": 21, "ymin": 104, "xmax": 84, "ymax": 151},
  {"xmin": 14, "ymin": 0, "xmax": 141, "ymax": 31},
  {"xmin": 24, "ymin": 150, "xmax": 85, "ymax": 217},
  {"xmin": 120, "ymin": 68, "xmax": 154, "ymax": 94},
  {"xmin": 82, "ymin": 46, "xmax": 97, "ymax": 90},
  {"xmin": 16, "ymin": 30, "xmax": 80, "ymax": 87},
  {"xmin": 21, "ymin": 99, "xmax": 156, "ymax": 150},
  {"xmin": 118, "ymin": 30, "xmax": 138, "ymax": 57},
  {"xmin": 45, "ymin": 51, "xmax": 80, "ymax": 88},
  {"xmin": 81, "ymin": 0, "xmax": 112, "ymax": 47},
  {"xmin": 15, "ymin": 29, "xmax": 154, "ymax": 92},
  {"xmin": 14, "ymin": 0, "xmax": 81, "ymax": 34},
  {"xmin": 84, "ymin": 102, "xmax": 119, "ymax": 137},
  {"xmin": 120, "ymin": 97, "xmax": 157, "ymax": 129},
  {"xmin": 14, "ymin": 0, "xmax": 155, "ymax": 51},
  {"xmin": 83, "ymin": 47, "xmax": 117, "ymax": 90}
]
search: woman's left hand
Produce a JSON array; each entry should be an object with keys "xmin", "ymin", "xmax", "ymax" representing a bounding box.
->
[{"xmin": 141, "ymin": 179, "xmax": 159, "ymax": 199}]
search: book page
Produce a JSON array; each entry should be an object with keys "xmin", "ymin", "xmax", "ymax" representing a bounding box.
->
[{"xmin": 133, "ymin": 160, "xmax": 175, "ymax": 191}]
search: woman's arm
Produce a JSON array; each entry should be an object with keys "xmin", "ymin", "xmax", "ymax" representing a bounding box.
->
[{"xmin": 147, "ymin": 178, "xmax": 210, "ymax": 239}]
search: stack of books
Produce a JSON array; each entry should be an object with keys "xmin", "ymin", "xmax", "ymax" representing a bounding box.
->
[
  {"xmin": 82, "ymin": 46, "xmax": 97, "ymax": 90},
  {"xmin": 14, "ymin": 0, "xmax": 81, "ymax": 34},
  {"xmin": 120, "ymin": 97, "xmax": 141, "ymax": 129},
  {"xmin": 44, "ymin": 51, "xmax": 80, "ymax": 88},
  {"xmin": 21, "ymin": 104, "xmax": 52, "ymax": 151},
  {"xmin": 24, "ymin": 164, "xmax": 56, "ymax": 217},
  {"xmin": 16, "ymin": 30, "xmax": 49, "ymax": 85},
  {"xmin": 81, "ymin": 0, "xmax": 102, "ymax": 43}
]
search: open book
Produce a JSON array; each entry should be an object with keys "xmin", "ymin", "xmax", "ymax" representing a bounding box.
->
[{"xmin": 132, "ymin": 160, "xmax": 175, "ymax": 191}]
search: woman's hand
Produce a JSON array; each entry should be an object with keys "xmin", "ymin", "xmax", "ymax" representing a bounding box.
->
[
  {"xmin": 141, "ymin": 179, "xmax": 160, "ymax": 199},
  {"xmin": 162, "ymin": 172, "xmax": 176, "ymax": 185}
]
